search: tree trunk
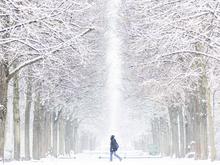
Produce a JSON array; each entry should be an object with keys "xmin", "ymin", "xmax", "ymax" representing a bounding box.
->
[
  {"xmin": 52, "ymin": 112, "xmax": 58, "ymax": 157},
  {"xmin": 0, "ymin": 61, "xmax": 8, "ymax": 160},
  {"xmin": 45, "ymin": 111, "xmax": 52, "ymax": 155},
  {"xmin": 165, "ymin": 120, "xmax": 171, "ymax": 156},
  {"xmin": 199, "ymin": 68, "xmax": 208, "ymax": 159},
  {"xmin": 40, "ymin": 108, "xmax": 46, "ymax": 158},
  {"xmin": 190, "ymin": 94, "xmax": 197, "ymax": 155},
  {"xmin": 13, "ymin": 68, "xmax": 20, "ymax": 160},
  {"xmin": 207, "ymin": 88, "xmax": 216, "ymax": 161},
  {"xmin": 0, "ymin": 0, "xmax": 10, "ymax": 159},
  {"xmin": 173, "ymin": 115, "xmax": 179, "ymax": 158},
  {"xmin": 169, "ymin": 107, "xmax": 179, "ymax": 158},
  {"xmin": 200, "ymin": 113, "xmax": 208, "ymax": 160},
  {"xmin": 65, "ymin": 119, "xmax": 73, "ymax": 156},
  {"xmin": 151, "ymin": 117, "xmax": 160, "ymax": 154},
  {"xmin": 195, "ymin": 93, "xmax": 201, "ymax": 160},
  {"xmin": 59, "ymin": 114, "xmax": 65, "ymax": 156},
  {"xmin": 73, "ymin": 125, "xmax": 78, "ymax": 154},
  {"xmin": 40, "ymin": 109, "xmax": 47, "ymax": 158},
  {"xmin": 184, "ymin": 106, "xmax": 191, "ymax": 154},
  {"xmin": 24, "ymin": 67, "xmax": 32, "ymax": 160},
  {"xmin": 159, "ymin": 117, "xmax": 167, "ymax": 156},
  {"xmin": 73, "ymin": 119, "xmax": 79, "ymax": 154},
  {"xmin": 33, "ymin": 91, "xmax": 41, "ymax": 160},
  {"xmin": 179, "ymin": 108, "xmax": 185, "ymax": 157}
]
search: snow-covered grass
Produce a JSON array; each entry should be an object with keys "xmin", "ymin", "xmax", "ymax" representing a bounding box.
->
[{"xmin": 2, "ymin": 157, "xmax": 220, "ymax": 165}]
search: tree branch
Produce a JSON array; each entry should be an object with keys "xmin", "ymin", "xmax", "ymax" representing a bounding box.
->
[
  {"xmin": 159, "ymin": 50, "xmax": 220, "ymax": 62},
  {"xmin": 7, "ymin": 56, "xmax": 43, "ymax": 81},
  {"xmin": 50, "ymin": 28, "xmax": 95, "ymax": 53},
  {"xmin": 0, "ymin": 12, "xmax": 61, "ymax": 33},
  {"xmin": 80, "ymin": 28, "xmax": 95, "ymax": 37}
]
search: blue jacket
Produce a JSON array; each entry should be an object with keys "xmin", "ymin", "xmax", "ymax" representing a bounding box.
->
[{"xmin": 110, "ymin": 138, "xmax": 119, "ymax": 152}]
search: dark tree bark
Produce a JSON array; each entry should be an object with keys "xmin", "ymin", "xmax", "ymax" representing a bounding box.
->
[
  {"xmin": 59, "ymin": 114, "xmax": 65, "ymax": 156},
  {"xmin": 73, "ymin": 119, "xmax": 79, "ymax": 154},
  {"xmin": 0, "ymin": 61, "xmax": 8, "ymax": 160},
  {"xmin": 45, "ymin": 111, "xmax": 52, "ymax": 156},
  {"xmin": 33, "ymin": 90, "xmax": 41, "ymax": 160},
  {"xmin": 179, "ymin": 108, "xmax": 185, "ymax": 157},
  {"xmin": 0, "ymin": 3, "xmax": 10, "ymax": 158},
  {"xmin": 169, "ymin": 107, "xmax": 179, "ymax": 158},
  {"xmin": 13, "ymin": 68, "xmax": 20, "ymax": 160},
  {"xmin": 24, "ymin": 67, "xmax": 32, "ymax": 160},
  {"xmin": 195, "ymin": 93, "xmax": 201, "ymax": 160},
  {"xmin": 52, "ymin": 112, "xmax": 58, "ymax": 157},
  {"xmin": 65, "ymin": 119, "xmax": 73, "ymax": 156}
]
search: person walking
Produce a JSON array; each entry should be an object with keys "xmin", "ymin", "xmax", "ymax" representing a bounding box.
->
[{"xmin": 110, "ymin": 135, "xmax": 122, "ymax": 161}]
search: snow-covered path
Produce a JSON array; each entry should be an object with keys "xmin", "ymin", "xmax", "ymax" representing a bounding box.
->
[{"xmin": 3, "ymin": 158, "xmax": 219, "ymax": 165}]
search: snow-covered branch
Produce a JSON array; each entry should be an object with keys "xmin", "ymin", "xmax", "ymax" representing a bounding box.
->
[
  {"xmin": 7, "ymin": 56, "xmax": 43, "ymax": 81},
  {"xmin": 159, "ymin": 50, "xmax": 220, "ymax": 62}
]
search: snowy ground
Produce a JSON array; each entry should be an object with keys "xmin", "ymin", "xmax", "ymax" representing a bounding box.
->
[
  {"xmin": 2, "ymin": 157, "xmax": 220, "ymax": 165},
  {"xmin": 1, "ymin": 150, "xmax": 219, "ymax": 165}
]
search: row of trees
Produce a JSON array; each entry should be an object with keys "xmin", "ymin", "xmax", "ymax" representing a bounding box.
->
[
  {"xmin": 1, "ymin": 0, "xmax": 106, "ymax": 161},
  {"xmin": 122, "ymin": 0, "xmax": 220, "ymax": 160}
]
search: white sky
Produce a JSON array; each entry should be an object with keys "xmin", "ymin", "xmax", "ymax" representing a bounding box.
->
[{"xmin": 105, "ymin": 0, "xmax": 122, "ymax": 136}]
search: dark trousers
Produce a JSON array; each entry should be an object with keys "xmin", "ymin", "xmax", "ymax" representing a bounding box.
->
[{"xmin": 110, "ymin": 151, "xmax": 122, "ymax": 161}]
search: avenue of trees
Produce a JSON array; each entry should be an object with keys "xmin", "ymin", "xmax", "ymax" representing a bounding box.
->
[
  {"xmin": 0, "ymin": 0, "xmax": 106, "ymax": 161},
  {"xmin": 122, "ymin": 0, "xmax": 220, "ymax": 161},
  {"xmin": 2, "ymin": 0, "xmax": 220, "ymax": 162}
]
